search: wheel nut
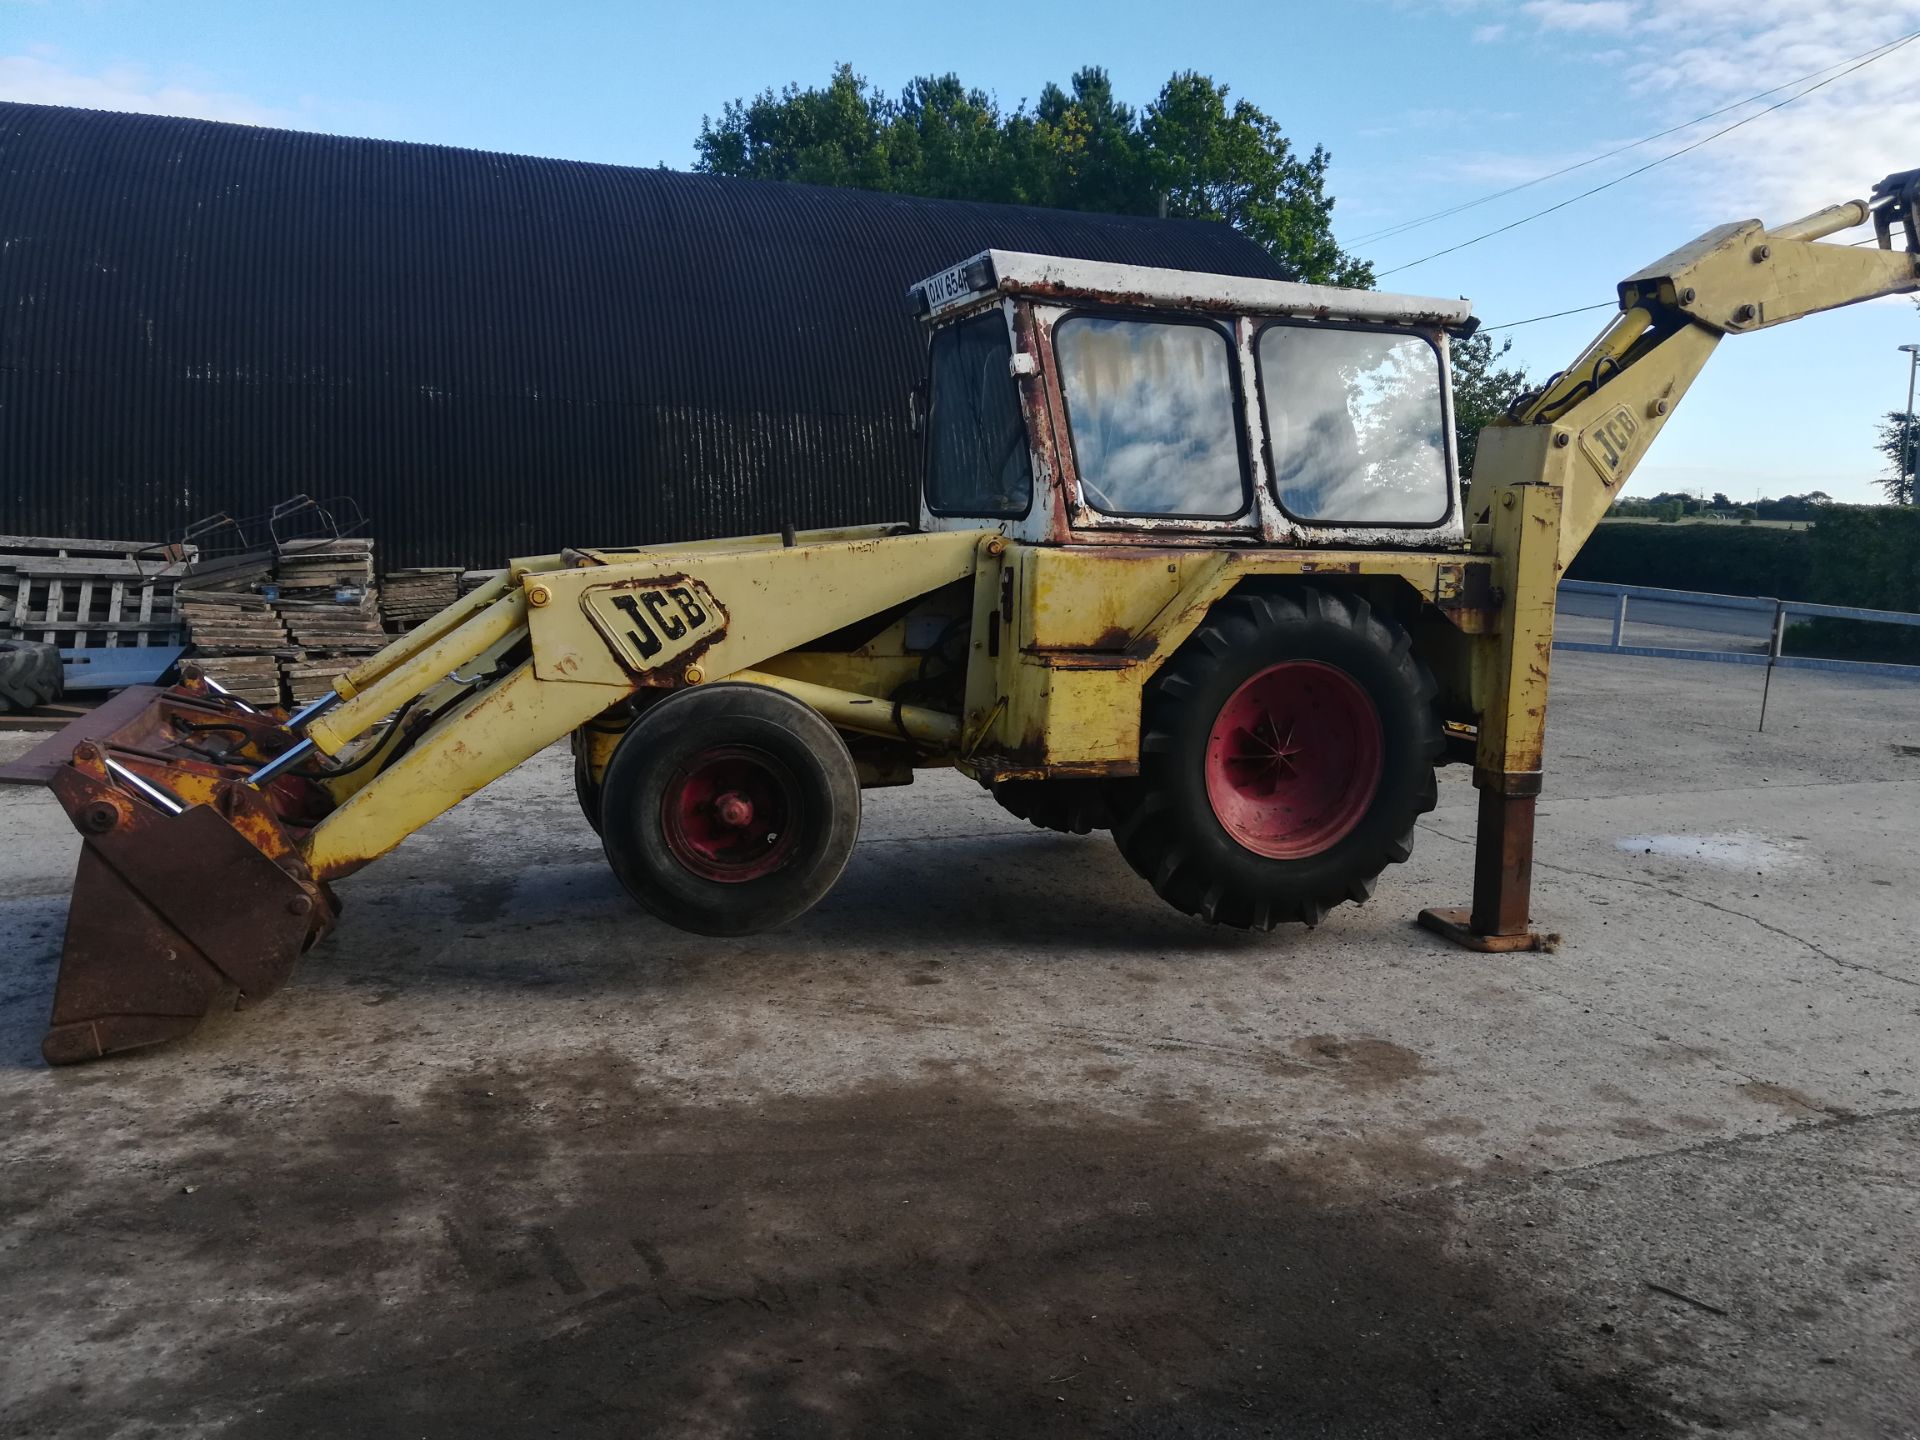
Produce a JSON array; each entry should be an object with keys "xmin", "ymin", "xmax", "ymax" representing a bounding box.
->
[{"xmin": 714, "ymin": 791, "xmax": 754, "ymax": 828}]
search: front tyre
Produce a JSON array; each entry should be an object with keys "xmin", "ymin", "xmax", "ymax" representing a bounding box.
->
[
  {"xmin": 1110, "ymin": 588, "xmax": 1441, "ymax": 930},
  {"xmin": 599, "ymin": 684, "xmax": 861, "ymax": 936}
]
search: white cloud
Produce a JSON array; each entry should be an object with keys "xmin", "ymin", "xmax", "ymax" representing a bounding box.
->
[
  {"xmin": 1472, "ymin": 22, "xmax": 1507, "ymax": 41},
  {"xmin": 1432, "ymin": 1, "xmax": 1920, "ymax": 224},
  {"xmin": 1608, "ymin": 2, "xmax": 1920, "ymax": 221},
  {"xmin": 0, "ymin": 55, "xmax": 290, "ymax": 127},
  {"xmin": 1519, "ymin": 1, "xmax": 1636, "ymax": 33}
]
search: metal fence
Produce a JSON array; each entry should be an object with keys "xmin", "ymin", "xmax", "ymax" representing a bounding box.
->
[{"xmin": 1555, "ymin": 579, "xmax": 1920, "ymax": 682}]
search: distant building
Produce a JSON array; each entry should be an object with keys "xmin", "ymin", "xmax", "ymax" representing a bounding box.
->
[{"xmin": 0, "ymin": 102, "xmax": 1285, "ymax": 565}]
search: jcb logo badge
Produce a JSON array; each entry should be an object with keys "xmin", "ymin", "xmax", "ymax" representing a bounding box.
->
[
  {"xmin": 585, "ymin": 580, "xmax": 725, "ymax": 674},
  {"xmin": 1580, "ymin": 405, "xmax": 1642, "ymax": 476}
]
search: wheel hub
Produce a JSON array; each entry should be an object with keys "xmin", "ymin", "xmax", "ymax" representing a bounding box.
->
[
  {"xmin": 713, "ymin": 790, "xmax": 755, "ymax": 829},
  {"xmin": 1204, "ymin": 660, "xmax": 1383, "ymax": 859},
  {"xmin": 661, "ymin": 745, "xmax": 797, "ymax": 882}
]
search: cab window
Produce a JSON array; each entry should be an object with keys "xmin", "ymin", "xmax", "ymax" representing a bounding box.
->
[
  {"xmin": 1257, "ymin": 325, "xmax": 1450, "ymax": 526},
  {"xmin": 1054, "ymin": 316, "xmax": 1246, "ymax": 519},
  {"xmin": 925, "ymin": 310, "xmax": 1033, "ymax": 517}
]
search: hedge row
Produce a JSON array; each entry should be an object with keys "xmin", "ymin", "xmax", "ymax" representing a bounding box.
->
[
  {"xmin": 1568, "ymin": 509, "xmax": 1920, "ymax": 662},
  {"xmin": 1566, "ymin": 522, "xmax": 1812, "ymax": 599}
]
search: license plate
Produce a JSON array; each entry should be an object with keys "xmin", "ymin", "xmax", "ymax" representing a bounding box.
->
[{"xmin": 921, "ymin": 261, "xmax": 980, "ymax": 314}]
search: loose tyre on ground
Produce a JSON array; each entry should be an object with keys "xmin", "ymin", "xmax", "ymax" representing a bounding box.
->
[
  {"xmin": 0, "ymin": 641, "xmax": 62, "ymax": 714},
  {"xmin": 988, "ymin": 777, "xmax": 1115, "ymax": 835},
  {"xmin": 1110, "ymin": 587, "xmax": 1442, "ymax": 930},
  {"xmin": 598, "ymin": 683, "xmax": 862, "ymax": 936}
]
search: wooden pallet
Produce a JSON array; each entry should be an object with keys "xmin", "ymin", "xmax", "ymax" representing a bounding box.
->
[{"xmin": 1, "ymin": 534, "xmax": 190, "ymax": 649}]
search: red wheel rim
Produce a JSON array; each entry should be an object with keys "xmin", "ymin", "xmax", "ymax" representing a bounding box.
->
[
  {"xmin": 661, "ymin": 744, "xmax": 801, "ymax": 882},
  {"xmin": 1204, "ymin": 661, "xmax": 1383, "ymax": 859}
]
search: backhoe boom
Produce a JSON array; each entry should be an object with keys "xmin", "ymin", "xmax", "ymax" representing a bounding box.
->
[{"xmin": 1418, "ymin": 168, "xmax": 1920, "ymax": 950}]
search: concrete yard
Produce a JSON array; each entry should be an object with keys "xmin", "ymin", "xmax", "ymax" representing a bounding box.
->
[{"xmin": 2, "ymin": 649, "xmax": 1917, "ymax": 1438}]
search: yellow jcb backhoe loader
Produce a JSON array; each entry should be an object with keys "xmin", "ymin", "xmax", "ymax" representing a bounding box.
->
[{"xmin": 6, "ymin": 169, "xmax": 1917, "ymax": 1064}]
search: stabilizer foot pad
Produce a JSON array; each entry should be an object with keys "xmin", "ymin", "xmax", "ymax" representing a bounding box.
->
[{"xmin": 1417, "ymin": 906, "xmax": 1556, "ymax": 954}]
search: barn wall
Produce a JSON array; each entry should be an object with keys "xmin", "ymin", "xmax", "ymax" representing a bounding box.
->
[{"xmin": 0, "ymin": 102, "xmax": 1287, "ymax": 566}]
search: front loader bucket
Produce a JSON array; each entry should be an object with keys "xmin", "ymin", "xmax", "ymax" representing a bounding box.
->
[{"xmin": 1, "ymin": 684, "xmax": 338, "ymax": 1064}]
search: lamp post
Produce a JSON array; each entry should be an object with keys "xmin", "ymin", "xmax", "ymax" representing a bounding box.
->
[{"xmin": 1902, "ymin": 343, "xmax": 1920, "ymax": 505}]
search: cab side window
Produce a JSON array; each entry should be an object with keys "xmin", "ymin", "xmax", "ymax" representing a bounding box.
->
[
  {"xmin": 925, "ymin": 311, "xmax": 1033, "ymax": 517},
  {"xmin": 1258, "ymin": 325, "xmax": 1450, "ymax": 525},
  {"xmin": 1054, "ymin": 316, "xmax": 1247, "ymax": 519}
]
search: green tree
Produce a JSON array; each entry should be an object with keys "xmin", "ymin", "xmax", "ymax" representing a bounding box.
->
[
  {"xmin": 1447, "ymin": 330, "xmax": 1530, "ymax": 481},
  {"xmin": 695, "ymin": 64, "xmax": 1369, "ymax": 285},
  {"xmin": 1140, "ymin": 72, "xmax": 1370, "ymax": 287},
  {"xmin": 1875, "ymin": 409, "xmax": 1917, "ymax": 505}
]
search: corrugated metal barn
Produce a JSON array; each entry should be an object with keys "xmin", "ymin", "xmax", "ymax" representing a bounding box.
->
[{"xmin": 0, "ymin": 102, "xmax": 1287, "ymax": 567}]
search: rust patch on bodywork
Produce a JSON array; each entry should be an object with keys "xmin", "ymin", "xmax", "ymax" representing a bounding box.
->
[{"xmin": 1434, "ymin": 559, "xmax": 1498, "ymax": 628}]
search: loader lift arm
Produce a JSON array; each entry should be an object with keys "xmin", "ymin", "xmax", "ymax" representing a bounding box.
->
[{"xmin": 1418, "ymin": 169, "xmax": 1920, "ymax": 951}]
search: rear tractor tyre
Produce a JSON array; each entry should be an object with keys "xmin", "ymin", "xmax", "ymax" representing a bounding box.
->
[
  {"xmin": 599, "ymin": 683, "xmax": 862, "ymax": 936},
  {"xmin": 1109, "ymin": 587, "xmax": 1441, "ymax": 930},
  {"xmin": 0, "ymin": 640, "xmax": 62, "ymax": 714},
  {"xmin": 989, "ymin": 778, "xmax": 1114, "ymax": 835}
]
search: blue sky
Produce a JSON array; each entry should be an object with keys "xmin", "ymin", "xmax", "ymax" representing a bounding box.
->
[{"xmin": 5, "ymin": 0, "xmax": 1918, "ymax": 502}]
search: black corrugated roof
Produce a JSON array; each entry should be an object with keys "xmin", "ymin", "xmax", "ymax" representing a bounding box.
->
[{"xmin": 0, "ymin": 101, "xmax": 1288, "ymax": 565}]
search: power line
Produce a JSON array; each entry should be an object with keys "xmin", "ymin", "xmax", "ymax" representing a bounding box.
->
[
  {"xmin": 1350, "ymin": 33, "xmax": 1917, "ymax": 249},
  {"xmin": 1374, "ymin": 29, "xmax": 1920, "ymax": 279},
  {"xmin": 1481, "ymin": 301, "xmax": 1617, "ymax": 332}
]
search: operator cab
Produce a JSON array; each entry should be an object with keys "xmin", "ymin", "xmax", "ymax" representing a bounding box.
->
[{"xmin": 907, "ymin": 251, "xmax": 1477, "ymax": 548}]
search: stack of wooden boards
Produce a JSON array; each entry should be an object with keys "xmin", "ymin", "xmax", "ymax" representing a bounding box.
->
[
  {"xmin": 1, "ymin": 534, "xmax": 190, "ymax": 650},
  {"xmin": 379, "ymin": 568, "xmax": 463, "ymax": 633},
  {"xmin": 176, "ymin": 538, "xmax": 388, "ymax": 707},
  {"xmin": 275, "ymin": 540, "xmax": 386, "ymax": 705},
  {"xmin": 174, "ymin": 552, "xmax": 293, "ymax": 705}
]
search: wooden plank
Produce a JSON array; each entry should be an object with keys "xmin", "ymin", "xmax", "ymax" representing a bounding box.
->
[
  {"xmin": 105, "ymin": 579, "xmax": 124, "ymax": 649},
  {"xmin": 0, "ymin": 535, "xmax": 189, "ymax": 557},
  {"xmin": 0, "ymin": 556, "xmax": 190, "ymax": 580},
  {"xmin": 42, "ymin": 578, "xmax": 63, "ymax": 646},
  {"xmin": 75, "ymin": 578, "xmax": 94, "ymax": 648}
]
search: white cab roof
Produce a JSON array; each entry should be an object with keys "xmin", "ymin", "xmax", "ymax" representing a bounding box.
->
[{"xmin": 911, "ymin": 249, "xmax": 1477, "ymax": 332}]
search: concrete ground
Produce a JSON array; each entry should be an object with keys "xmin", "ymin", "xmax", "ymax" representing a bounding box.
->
[{"xmin": 2, "ymin": 650, "xmax": 1918, "ymax": 1439}]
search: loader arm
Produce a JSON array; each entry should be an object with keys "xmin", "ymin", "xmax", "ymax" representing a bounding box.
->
[
  {"xmin": 1418, "ymin": 168, "xmax": 1920, "ymax": 951},
  {"xmin": 1, "ymin": 525, "xmax": 988, "ymax": 1062}
]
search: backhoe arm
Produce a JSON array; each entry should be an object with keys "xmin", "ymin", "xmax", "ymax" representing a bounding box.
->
[
  {"xmin": 1420, "ymin": 168, "xmax": 1920, "ymax": 953},
  {"xmin": 1472, "ymin": 168, "xmax": 1920, "ymax": 558}
]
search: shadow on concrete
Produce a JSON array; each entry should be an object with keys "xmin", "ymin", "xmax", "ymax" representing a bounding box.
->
[{"xmin": 1, "ymin": 1059, "xmax": 1681, "ymax": 1438}]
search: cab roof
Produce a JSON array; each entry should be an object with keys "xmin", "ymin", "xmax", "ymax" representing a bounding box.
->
[{"xmin": 909, "ymin": 249, "xmax": 1478, "ymax": 334}]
